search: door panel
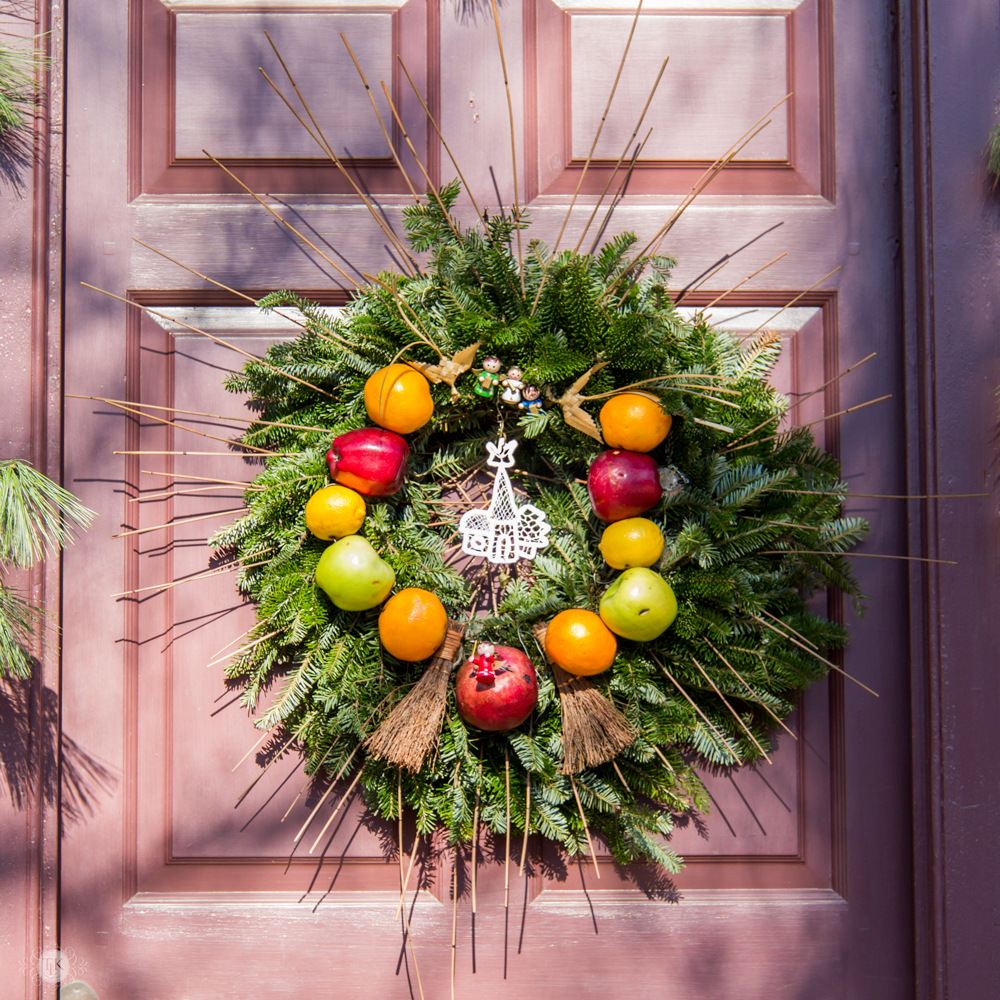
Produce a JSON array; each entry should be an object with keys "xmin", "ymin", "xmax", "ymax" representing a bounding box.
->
[
  {"xmin": 138, "ymin": 0, "xmax": 429, "ymax": 195},
  {"xmin": 63, "ymin": 0, "xmax": 912, "ymax": 996}
]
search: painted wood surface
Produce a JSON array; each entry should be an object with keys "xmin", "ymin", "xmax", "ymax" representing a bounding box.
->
[{"xmin": 40, "ymin": 0, "xmax": 953, "ymax": 998}]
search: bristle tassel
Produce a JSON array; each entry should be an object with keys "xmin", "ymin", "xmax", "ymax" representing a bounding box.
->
[
  {"xmin": 533, "ymin": 624, "xmax": 635, "ymax": 773},
  {"xmin": 365, "ymin": 621, "xmax": 466, "ymax": 772}
]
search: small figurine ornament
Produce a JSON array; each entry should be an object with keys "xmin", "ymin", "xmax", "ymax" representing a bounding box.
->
[
  {"xmin": 519, "ymin": 385, "xmax": 544, "ymax": 415},
  {"xmin": 474, "ymin": 356, "xmax": 503, "ymax": 397},
  {"xmin": 500, "ymin": 367, "xmax": 524, "ymax": 405},
  {"xmin": 472, "ymin": 642, "xmax": 497, "ymax": 682}
]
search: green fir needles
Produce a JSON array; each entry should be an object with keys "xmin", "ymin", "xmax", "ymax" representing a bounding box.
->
[
  {"xmin": 0, "ymin": 460, "xmax": 94, "ymax": 677},
  {"xmin": 211, "ymin": 183, "xmax": 869, "ymax": 868}
]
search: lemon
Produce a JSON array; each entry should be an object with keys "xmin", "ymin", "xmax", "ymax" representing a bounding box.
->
[
  {"xmin": 598, "ymin": 517, "xmax": 664, "ymax": 570},
  {"xmin": 304, "ymin": 484, "xmax": 367, "ymax": 540}
]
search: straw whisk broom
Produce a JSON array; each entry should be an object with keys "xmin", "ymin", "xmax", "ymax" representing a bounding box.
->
[
  {"xmin": 366, "ymin": 619, "xmax": 466, "ymax": 772},
  {"xmin": 533, "ymin": 624, "xmax": 636, "ymax": 773}
]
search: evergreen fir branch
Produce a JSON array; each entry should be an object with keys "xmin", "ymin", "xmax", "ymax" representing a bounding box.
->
[{"xmin": 206, "ymin": 182, "xmax": 871, "ymax": 868}]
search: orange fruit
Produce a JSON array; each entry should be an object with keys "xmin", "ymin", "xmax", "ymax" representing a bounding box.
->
[
  {"xmin": 304, "ymin": 484, "xmax": 366, "ymax": 540},
  {"xmin": 364, "ymin": 364, "xmax": 434, "ymax": 434},
  {"xmin": 599, "ymin": 392, "xmax": 672, "ymax": 452},
  {"xmin": 544, "ymin": 609, "xmax": 617, "ymax": 677},
  {"xmin": 378, "ymin": 588, "xmax": 448, "ymax": 661}
]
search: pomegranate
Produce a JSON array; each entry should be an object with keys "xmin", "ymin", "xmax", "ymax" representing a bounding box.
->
[{"xmin": 455, "ymin": 644, "xmax": 538, "ymax": 731}]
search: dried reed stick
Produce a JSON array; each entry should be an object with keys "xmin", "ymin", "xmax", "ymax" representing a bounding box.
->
[
  {"xmin": 651, "ymin": 653, "xmax": 743, "ymax": 763},
  {"xmin": 236, "ymin": 717, "xmax": 312, "ymax": 806},
  {"xmin": 231, "ymin": 727, "xmax": 271, "ymax": 773},
  {"xmin": 572, "ymin": 57, "xmax": 669, "ymax": 254},
  {"xmin": 674, "ymin": 221, "xmax": 785, "ymax": 306},
  {"xmin": 365, "ymin": 621, "xmax": 467, "ymax": 771},
  {"xmin": 109, "ymin": 559, "xmax": 270, "ymax": 599},
  {"xmin": 748, "ymin": 265, "xmax": 842, "ymax": 335},
  {"xmin": 611, "ymin": 759, "xmax": 632, "ymax": 794},
  {"xmin": 141, "ymin": 470, "xmax": 260, "ymax": 487},
  {"xmin": 726, "ymin": 352, "xmax": 878, "ymax": 449},
  {"xmin": 84, "ymin": 396, "xmax": 328, "ymax": 435},
  {"xmin": 205, "ymin": 629, "xmax": 282, "ymax": 670},
  {"xmin": 569, "ymin": 775, "xmax": 600, "ymax": 879},
  {"xmin": 83, "ymin": 395, "xmax": 274, "ymax": 455},
  {"xmin": 81, "ymin": 281, "xmax": 334, "ymax": 397},
  {"xmin": 308, "ymin": 768, "xmax": 364, "ymax": 853},
  {"xmin": 116, "ymin": 449, "xmax": 292, "ymax": 458},
  {"xmin": 471, "ymin": 778, "xmax": 480, "ymax": 914},
  {"xmin": 759, "ymin": 608, "xmax": 818, "ymax": 649},
  {"xmin": 203, "ymin": 147, "xmax": 370, "ymax": 286},
  {"xmin": 587, "ymin": 128, "xmax": 652, "ymax": 255},
  {"xmin": 130, "ymin": 486, "xmax": 252, "ymax": 504},
  {"xmin": 774, "ymin": 489, "xmax": 987, "ymax": 500},
  {"xmin": 702, "ymin": 636, "xmax": 798, "ymax": 741},
  {"xmin": 211, "ymin": 625, "xmax": 256, "ymax": 661},
  {"xmin": 363, "ymin": 272, "xmax": 444, "ymax": 357},
  {"xmin": 727, "ymin": 394, "xmax": 892, "ymax": 453},
  {"xmin": 646, "ymin": 95, "xmax": 791, "ymax": 254},
  {"xmin": 702, "ymin": 252, "xmax": 788, "ymax": 312},
  {"xmin": 549, "ymin": 0, "xmax": 645, "ymax": 258},
  {"xmin": 130, "ymin": 238, "xmax": 310, "ymax": 331},
  {"xmin": 690, "ymin": 656, "xmax": 771, "ymax": 763},
  {"xmin": 110, "ymin": 507, "xmax": 246, "ymax": 540},
  {"xmin": 763, "ymin": 550, "xmax": 957, "ymax": 566},
  {"xmin": 340, "ymin": 33, "xmax": 419, "ymax": 201},
  {"xmin": 393, "ymin": 789, "xmax": 427, "ymax": 1000},
  {"xmin": 488, "ymin": 0, "xmax": 524, "ymax": 291},
  {"xmin": 504, "ymin": 748, "xmax": 511, "ymax": 911},
  {"xmin": 378, "ymin": 81, "xmax": 463, "ymax": 243},
  {"xmin": 294, "ymin": 745, "xmax": 362, "ymax": 843},
  {"xmin": 394, "ymin": 830, "xmax": 422, "ymax": 921},
  {"xmin": 518, "ymin": 774, "xmax": 531, "ymax": 876},
  {"xmin": 450, "ymin": 846, "xmax": 458, "ymax": 1000},
  {"xmin": 750, "ymin": 614, "xmax": 879, "ymax": 697},
  {"xmin": 397, "ymin": 55, "xmax": 487, "ymax": 227},
  {"xmin": 259, "ymin": 32, "xmax": 420, "ymax": 275}
]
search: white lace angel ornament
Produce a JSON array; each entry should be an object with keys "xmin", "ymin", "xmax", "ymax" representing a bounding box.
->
[{"xmin": 458, "ymin": 438, "xmax": 551, "ymax": 565}]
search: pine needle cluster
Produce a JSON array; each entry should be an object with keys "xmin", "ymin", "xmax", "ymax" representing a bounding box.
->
[
  {"xmin": 212, "ymin": 184, "xmax": 869, "ymax": 867},
  {"xmin": 0, "ymin": 460, "xmax": 94, "ymax": 677}
]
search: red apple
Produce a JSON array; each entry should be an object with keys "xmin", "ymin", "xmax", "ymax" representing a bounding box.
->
[
  {"xmin": 455, "ymin": 644, "xmax": 538, "ymax": 732},
  {"xmin": 326, "ymin": 428, "xmax": 409, "ymax": 497},
  {"xmin": 587, "ymin": 449, "xmax": 663, "ymax": 522}
]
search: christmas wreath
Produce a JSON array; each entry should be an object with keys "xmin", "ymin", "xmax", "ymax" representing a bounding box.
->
[{"xmin": 212, "ymin": 183, "xmax": 868, "ymax": 869}]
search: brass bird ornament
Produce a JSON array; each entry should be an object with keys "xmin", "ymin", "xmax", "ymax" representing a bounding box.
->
[
  {"xmin": 407, "ymin": 341, "xmax": 482, "ymax": 399},
  {"xmin": 549, "ymin": 361, "xmax": 609, "ymax": 442}
]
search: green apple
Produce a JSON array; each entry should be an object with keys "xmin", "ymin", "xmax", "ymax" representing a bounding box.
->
[
  {"xmin": 315, "ymin": 535, "xmax": 395, "ymax": 611},
  {"xmin": 599, "ymin": 567, "xmax": 677, "ymax": 641}
]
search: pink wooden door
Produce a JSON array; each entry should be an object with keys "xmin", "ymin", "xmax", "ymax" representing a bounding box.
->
[{"xmin": 61, "ymin": 1, "xmax": 912, "ymax": 996}]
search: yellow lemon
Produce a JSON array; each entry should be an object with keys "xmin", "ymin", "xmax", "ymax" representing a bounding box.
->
[
  {"xmin": 304, "ymin": 484, "xmax": 366, "ymax": 540},
  {"xmin": 364, "ymin": 364, "xmax": 434, "ymax": 434},
  {"xmin": 598, "ymin": 517, "xmax": 665, "ymax": 570}
]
